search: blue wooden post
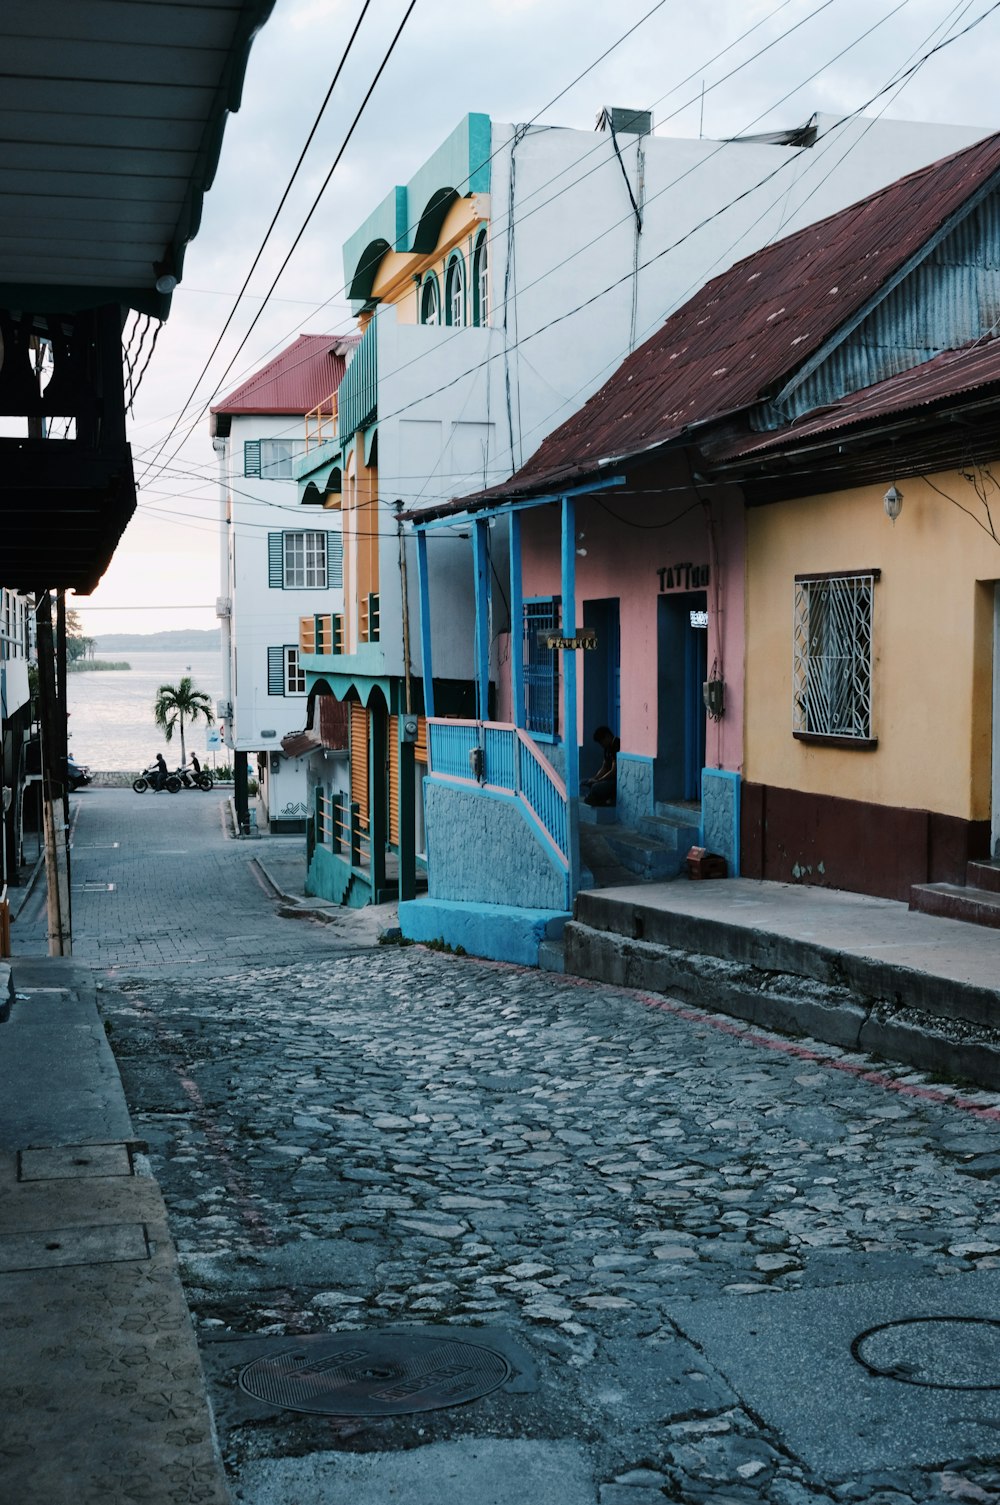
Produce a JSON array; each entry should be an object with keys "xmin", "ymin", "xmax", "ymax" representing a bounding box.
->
[
  {"xmin": 415, "ymin": 528, "xmax": 434, "ymax": 718},
  {"xmin": 509, "ymin": 509, "xmax": 525, "ymax": 730},
  {"xmin": 473, "ymin": 518, "xmax": 491, "ymax": 723},
  {"xmin": 561, "ymin": 495, "xmax": 580, "ymax": 903}
]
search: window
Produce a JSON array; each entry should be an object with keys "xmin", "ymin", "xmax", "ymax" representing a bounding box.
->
[
  {"xmin": 268, "ymin": 530, "xmax": 343, "ymax": 589},
  {"xmin": 445, "ymin": 255, "xmax": 465, "ymax": 327},
  {"xmin": 244, "ymin": 438, "xmax": 306, "ymax": 479},
  {"xmin": 473, "ymin": 229, "xmax": 489, "ymax": 326},
  {"xmin": 792, "ymin": 571, "xmax": 878, "ymax": 743},
  {"xmin": 267, "ymin": 645, "xmax": 305, "ymax": 695},
  {"xmin": 420, "ymin": 273, "xmax": 441, "ymax": 326},
  {"xmin": 523, "ymin": 597, "xmax": 561, "ymax": 737},
  {"xmin": 285, "ymin": 646, "xmax": 306, "ymax": 695}
]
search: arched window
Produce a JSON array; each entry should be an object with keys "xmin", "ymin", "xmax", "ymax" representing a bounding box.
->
[
  {"xmin": 420, "ymin": 273, "xmax": 440, "ymax": 326},
  {"xmin": 473, "ymin": 229, "xmax": 489, "ymax": 327},
  {"xmin": 445, "ymin": 254, "xmax": 465, "ymax": 327}
]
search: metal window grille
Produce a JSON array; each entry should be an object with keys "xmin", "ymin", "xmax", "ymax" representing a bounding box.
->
[
  {"xmin": 283, "ymin": 531, "xmax": 327, "ymax": 589},
  {"xmin": 523, "ymin": 597, "xmax": 560, "ymax": 736},
  {"xmin": 793, "ymin": 573, "xmax": 875, "ymax": 739}
]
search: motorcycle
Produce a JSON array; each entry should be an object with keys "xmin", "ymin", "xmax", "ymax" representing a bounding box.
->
[
  {"xmin": 133, "ymin": 762, "xmax": 182, "ymax": 794},
  {"xmin": 175, "ymin": 763, "xmax": 214, "ymax": 791}
]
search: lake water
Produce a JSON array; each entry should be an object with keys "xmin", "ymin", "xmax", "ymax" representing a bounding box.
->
[{"xmin": 67, "ymin": 650, "xmax": 224, "ymax": 771}]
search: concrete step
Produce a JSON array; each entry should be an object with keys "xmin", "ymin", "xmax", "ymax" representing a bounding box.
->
[
  {"xmin": 577, "ymin": 802, "xmax": 618, "ymax": 826},
  {"xmin": 967, "ymin": 859, "xmax": 1000, "ymax": 893},
  {"xmin": 578, "ymin": 829, "xmax": 644, "ymax": 890},
  {"xmin": 655, "ymin": 800, "xmax": 702, "ymax": 825},
  {"xmin": 573, "ymin": 887, "xmax": 1000, "ymax": 1034},
  {"xmin": 909, "ymin": 882, "xmax": 1000, "ymax": 929},
  {"xmin": 537, "ymin": 936, "xmax": 565, "ymax": 973},
  {"xmin": 636, "ymin": 813, "xmax": 700, "ymax": 851},
  {"xmin": 603, "ymin": 828, "xmax": 686, "ymax": 882}
]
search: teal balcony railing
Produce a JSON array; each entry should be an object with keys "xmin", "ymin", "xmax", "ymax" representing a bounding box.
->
[{"xmin": 338, "ymin": 319, "xmax": 377, "ymax": 446}]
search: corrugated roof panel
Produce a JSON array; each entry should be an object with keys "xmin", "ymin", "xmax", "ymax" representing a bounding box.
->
[
  {"xmin": 450, "ymin": 131, "xmax": 1000, "ymax": 508},
  {"xmin": 212, "ymin": 334, "xmax": 358, "ymax": 416}
]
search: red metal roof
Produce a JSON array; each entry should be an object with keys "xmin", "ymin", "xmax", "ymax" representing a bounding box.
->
[
  {"xmin": 212, "ymin": 333, "xmax": 358, "ymax": 416},
  {"xmin": 448, "ymin": 129, "xmax": 1000, "ymax": 509}
]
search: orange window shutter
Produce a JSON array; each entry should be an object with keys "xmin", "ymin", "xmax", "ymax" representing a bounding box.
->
[
  {"xmin": 414, "ymin": 716, "xmax": 428, "ymax": 765},
  {"xmin": 388, "ymin": 715, "xmax": 400, "ymax": 847},
  {"xmin": 350, "ymin": 702, "xmax": 369, "ymax": 829}
]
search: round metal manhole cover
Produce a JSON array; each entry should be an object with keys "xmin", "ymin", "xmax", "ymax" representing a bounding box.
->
[
  {"xmin": 851, "ymin": 1317, "xmax": 1000, "ymax": 1391},
  {"xmin": 238, "ymin": 1332, "xmax": 514, "ymax": 1417}
]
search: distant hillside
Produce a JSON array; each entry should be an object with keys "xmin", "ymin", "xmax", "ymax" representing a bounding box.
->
[{"xmin": 94, "ymin": 629, "xmax": 221, "ymax": 652}]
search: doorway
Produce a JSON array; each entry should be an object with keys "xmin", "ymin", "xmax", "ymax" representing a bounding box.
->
[
  {"xmin": 582, "ymin": 599, "xmax": 620, "ymax": 781},
  {"xmin": 656, "ymin": 591, "xmax": 708, "ymax": 803}
]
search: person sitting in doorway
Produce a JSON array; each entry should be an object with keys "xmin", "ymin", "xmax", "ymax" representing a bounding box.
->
[{"xmin": 582, "ymin": 725, "xmax": 619, "ymax": 807}]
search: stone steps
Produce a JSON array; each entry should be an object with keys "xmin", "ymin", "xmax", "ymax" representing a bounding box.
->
[{"xmin": 909, "ymin": 882, "xmax": 1000, "ymax": 929}]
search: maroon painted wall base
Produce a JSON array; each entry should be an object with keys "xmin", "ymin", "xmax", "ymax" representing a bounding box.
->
[{"xmin": 740, "ymin": 782, "xmax": 990, "ymax": 902}]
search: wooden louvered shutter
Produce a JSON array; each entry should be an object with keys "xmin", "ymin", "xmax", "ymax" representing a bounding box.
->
[
  {"xmin": 414, "ymin": 716, "xmax": 428, "ymax": 765},
  {"xmin": 268, "ymin": 532, "xmax": 284, "ymax": 588},
  {"xmin": 267, "ymin": 646, "xmax": 285, "ymax": 696},
  {"xmin": 244, "ymin": 439, "xmax": 262, "ymax": 477},
  {"xmin": 388, "ymin": 715, "xmax": 400, "ymax": 847},
  {"xmin": 327, "ymin": 530, "xmax": 344, "ymax": 587},
  {"xmin": 350, "ymin": 702, "xmax": 369, "ymax": 829}
]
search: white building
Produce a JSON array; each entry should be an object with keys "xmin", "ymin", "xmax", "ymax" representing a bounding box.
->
[{"xmin": 210, "ymin": 335, "xmax": 354, "ymax": 832}]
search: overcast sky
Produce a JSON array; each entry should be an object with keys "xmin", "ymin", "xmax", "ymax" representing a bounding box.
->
[{"xmin": 75, "ymin": 0, "xmax": 1000, "ymax": 636}]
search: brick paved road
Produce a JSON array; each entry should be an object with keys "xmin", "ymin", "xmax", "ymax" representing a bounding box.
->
[{"xmin": 61, "ymin": 789, "xmax": 1000, "ymax": 1504}]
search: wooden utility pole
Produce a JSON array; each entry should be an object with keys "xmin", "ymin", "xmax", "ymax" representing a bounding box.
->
[{"xmin": 35, "ymin": 592, "xmax": 71, "ymax": 955}]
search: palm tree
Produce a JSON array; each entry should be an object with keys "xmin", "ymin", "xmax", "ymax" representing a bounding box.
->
[{"xmin": 154, "ymin": 676, "xmax": 214, "ymax": 767}]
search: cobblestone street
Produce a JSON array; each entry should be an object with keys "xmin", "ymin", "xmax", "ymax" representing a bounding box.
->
[{"xmin": 60, "ymin": 789, "xmax": 1000, "ymax": 1504}]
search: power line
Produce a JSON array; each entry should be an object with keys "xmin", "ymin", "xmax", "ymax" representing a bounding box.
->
[{"xmin": 129, "ymin": 0, "xmax": 789, "ymax": 456}]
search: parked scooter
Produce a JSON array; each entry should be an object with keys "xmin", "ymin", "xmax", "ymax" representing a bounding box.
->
[
  {"xmin": 133, "ymin": 761, "xmax": 182, "ymax": 794},
  {"xmin": 175, "ymin": 762, "xmax": 214, "ymax": 791}
]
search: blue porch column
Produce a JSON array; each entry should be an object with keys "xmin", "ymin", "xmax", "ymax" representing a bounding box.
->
[
  {"xmin": 509, "ymin": 510, "xmax": 525, "ymax": 729},
  {"xmin": 561, "ymin": 495, "xmax": 581, "ymax": 900},
  {"xmin": 473, "ymin": 518, "xmax": 491, "ymax": 722},
  {"xmin": 415, "ymin": 528, "xmax": 434, "ymax": 718}
]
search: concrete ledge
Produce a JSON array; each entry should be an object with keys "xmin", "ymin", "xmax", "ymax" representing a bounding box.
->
[
  {"xmin": 399, "ymin": 898, "xmax": 569, "ymax": 967},
  {"xmin": 574, "ymin": 889, "xmax": 1000, "ymax": 1032},
  {"xmin": 564, "ymin": 922, "xmax": 1000, "ymax": 1090}
]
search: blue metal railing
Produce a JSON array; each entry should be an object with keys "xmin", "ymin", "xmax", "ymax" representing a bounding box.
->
[
  {"xmin": 483, "ymin": 724, "xmax": 515, "ymax": 789},
  {"xmin": 338, "ymin": 319, "xmax": 377, "ymax": 445},
  {"xmin": 427, "ymin": 718, "xmax": 568, "ymax": 869}
]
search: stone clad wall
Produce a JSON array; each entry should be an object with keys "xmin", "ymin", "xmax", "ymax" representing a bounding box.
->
[
  {"xmin": 616, "ymin": 754, "xmax": 654, "ymax": 828},
  {"xmin": 701, "ymin": 768, "xmax": 740, "ymax": 875},
  {"xmin": 424, "ymin": 780, "xmax": 567, "ymax": 911}
]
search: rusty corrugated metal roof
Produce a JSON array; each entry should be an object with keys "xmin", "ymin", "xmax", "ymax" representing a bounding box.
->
[
  {"xmin": 440, "ymin": 129, "xmax": 1000, "ymax": 513},
  {"xmin": 212, "ymin": 333, "xmax": 358, "ymax": 416},
  {"xmin": 720, "ymin": 337, "xmax": 1000, "ymax": 459}
]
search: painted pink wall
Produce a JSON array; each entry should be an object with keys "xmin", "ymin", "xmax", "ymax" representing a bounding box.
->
[{"xmin": 519, "ymin": 466, "xmax": 745, "ymax": 772}]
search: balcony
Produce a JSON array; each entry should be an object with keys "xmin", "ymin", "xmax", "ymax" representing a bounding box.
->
[
  {"xmin": 300, "ymin": 613, "xmax": 343, "ymax": 657},
  {"xmin": 337, "ymin": 319, "xmax": 377, "ymax": 446},
  {"xmin": 305, "ymin": 389, "xmax": 339, "ymax": 452}
]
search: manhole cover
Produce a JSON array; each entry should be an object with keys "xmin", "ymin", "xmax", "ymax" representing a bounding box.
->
[
  {"xmin": 851, "ymin": 1317, "xmax": 1000, "ymax": 1390},
  {"xmin": 238, "ymin": 1332, "xmax": 514, "ymax": 1416}
]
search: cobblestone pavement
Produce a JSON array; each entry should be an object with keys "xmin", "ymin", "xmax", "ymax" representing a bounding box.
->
[
  {"xmin": 49, "ymin": 789, "xmax": 1000, "ymax": 1502},
  {"xmin": 102, "ymin": 929, "xmax": 1000, "ymax": 1503}
]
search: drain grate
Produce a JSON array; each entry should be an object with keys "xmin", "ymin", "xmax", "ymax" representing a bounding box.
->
[
  {"xmin": 238, "ymin": 1331, "xmax": 513, "ymax": 1417},
  {"xmin": 852, "ymin": 1316, "xmax": 1000, "ymax": 1391}
]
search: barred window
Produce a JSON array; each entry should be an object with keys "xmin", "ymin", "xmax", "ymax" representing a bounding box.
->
[
  {"xmin": 523, "ymin": 597, "xmax": 561, "ymax": 738},
  {"xmin": 283, "ymin": 531, "xmax": 327, "ymax": 589},
  {"xmin": 793, "ymin": 571, "xmax": 878, "ymax": 743}
]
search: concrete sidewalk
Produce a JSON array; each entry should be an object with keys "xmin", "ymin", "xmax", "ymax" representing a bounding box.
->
[
  {"xmin": 0, "ymin": 956, "xmax": 230, "ymax": 1505},
  {"xmin": 250, "ymin": 838, "xmax": 399, "ymax": 947},
  {"xmin": 567, "ymin": 877, "xmax": 1000, "ymax": 1088}
]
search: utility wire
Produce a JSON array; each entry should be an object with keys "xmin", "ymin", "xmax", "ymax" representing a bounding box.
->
[
  {"xmin": 128, "ymin": 0, "xmax": 796, "ymax": 454},
  {"xmin": 138, "ymin": 0, "xmax": 386, "ymax": 485}
]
